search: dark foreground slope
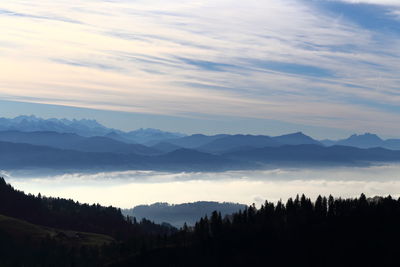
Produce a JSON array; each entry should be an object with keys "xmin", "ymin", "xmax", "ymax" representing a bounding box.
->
[
  {"xmin": 0, "ymin": 177, "xmax": 175, "ymax": 266},
  {"xmin": 0, "ymin": 177, "xmax": 173, "ymax": 238},
  {"xmin": 2, "ymin": 176, "xmax": 400, "ymax": 266},
  {"xmin": 0, "ymin": 213, "xmax": 114, "ymax": 245},
  {"xmin": 113, "ymin": 194, "xmax": 400, "ymax": 267},
  {"xmin": 0, "ymin": 213, "xmax": 115, "ymax": 266}
]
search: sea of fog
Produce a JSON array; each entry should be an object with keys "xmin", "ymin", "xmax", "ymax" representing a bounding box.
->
[{"xmin": 4, "ymin": 164, "xmax": 400, "ymax": 208}]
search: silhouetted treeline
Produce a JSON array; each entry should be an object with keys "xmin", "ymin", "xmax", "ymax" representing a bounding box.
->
[
  {"xmin": 115, "ymin": 194, "xmax": 400, "ymax": 267},
  {"xmin": 0, "ymin": 177, "xmax": 174, "ymax": 239}
]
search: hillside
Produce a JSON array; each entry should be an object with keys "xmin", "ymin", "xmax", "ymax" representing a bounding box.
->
[
  {"xmin": 0, "ymin": 177, "xmax": 174, "ymax": 239},
  {"xmin": 0, "ymin": 177, "xmax": 174, "ymax": 266},
  {"xmin": 0, "ymin": 214, "xmax": 114, "ymax": 246}
]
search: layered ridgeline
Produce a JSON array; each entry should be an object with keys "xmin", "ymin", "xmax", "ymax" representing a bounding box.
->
[
  {"xmin": 2, "ymin": 177, "xmax": 400, "ymax": 266},
  {"xmin": 2, "ymin": 116, "xmax": 400, "ymax": 173},
  {"xmin": 123, "ymin": 202, "xmax": 247, "ymax": 228},
  {"xmin": 0, "ymin": 115, "xmax": 185, "ymax": 144}
]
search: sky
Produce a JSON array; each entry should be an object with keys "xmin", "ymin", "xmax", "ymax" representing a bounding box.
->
[{"xmin": 0, "ymin": 0, "xmax": 400, "ymax": 138}]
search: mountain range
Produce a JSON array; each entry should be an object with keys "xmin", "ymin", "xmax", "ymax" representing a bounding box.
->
[
  {"xmin": 322, "ymin": 133, "xmax": 400, "ymax": 150},
  {"xmin": 0, "ymin": 131, "xmax": 160, "ymax": 155},
  {"xmin": 2, "ymin": 116, "xmax": 400, "ymax": 173},
  {"xmin": 0, "ymin": 115, "xmax": 185, "ymax": 144}
]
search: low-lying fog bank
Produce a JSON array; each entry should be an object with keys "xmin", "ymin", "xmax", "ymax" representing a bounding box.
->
[{"xmin": 4, "ymin": 164, "xmax": 400, "ymax": 209}]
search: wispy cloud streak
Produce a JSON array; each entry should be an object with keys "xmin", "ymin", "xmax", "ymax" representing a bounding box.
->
[{"xmin": 0, "ymin": 0, "xmax": 399, "ymax": 134}]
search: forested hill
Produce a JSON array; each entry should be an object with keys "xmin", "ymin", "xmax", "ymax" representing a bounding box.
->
[
  {"xmin": 0, "ymin": 177, "xmax": 173, "ymax": 239},
  {"xmin": 114, "ymin": 194, "xmax": 400, "ymax": 267},
  {"xmin": 0, "ymin": 177, "xmax": 178, "ymax": 266}
]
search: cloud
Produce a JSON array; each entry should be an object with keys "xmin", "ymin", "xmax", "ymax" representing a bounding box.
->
[
  {"xmin": 390, "ymin": 9, "xmax": 400, "ymax": 20},
  {"xmin": 0, "ymin": 7, "xmax": 82, "ymax": 24},
  {"xmin": 0, "ymin": 0, "xmax": 399, "ymax": 135},
  {"xmin": 51, "ymin": 58, "xmax": 124, "ymax": 72},
  {"xmin": 7, "ymin": 165, "xmax": 400, "ymax": 208},
  {"xmin": 247, "ymin": 60, "xmax": 335, "ymax": 78}
]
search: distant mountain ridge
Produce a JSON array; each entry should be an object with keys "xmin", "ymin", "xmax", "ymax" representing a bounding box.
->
[
  {"xmin": 123, "ymin": 201, "xmax": 247, "ymax": 227},
  {"xmin": 1, "ymin": 116, "xmax": 400, "ymax": 174},
  {"xmin": 152, "ymin": 132, "xmax": 322, "ymax": 154},
  {"xmin": 0, "ymin": 115, "xmax": 186, "ymax": 144},
  {"xmin": 0, "ymin": 115, "xmax": 110, "ymax": 137},
  {"xmin": 4, "ymin": 115, "xmax": 400, "ymax": 150},
  {"xmin": 197, "ymin": 135, "xmax": 280, "ymax": 153},
  {"xmin": 273, "ymin": 132, "xmax": 321, "ymax": 145},
  {"xmin": 2, "ymin": 141, "xmax": 400, "ymax": 174},
  {"xmin": 0, "ymin": 130, "xmax": 161, "ymax": 155},
  {"xmin": 0, "ymin": 141, "xmax": 239, "ymax": 172},
  {"xmin": 321, "ymin": 133, "xmax": 400, "ymax": 150}
]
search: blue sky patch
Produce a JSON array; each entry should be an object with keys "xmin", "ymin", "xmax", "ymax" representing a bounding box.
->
[{"xmin": 307, "ymin": 1, "xmax": 400, "ymax": 35}]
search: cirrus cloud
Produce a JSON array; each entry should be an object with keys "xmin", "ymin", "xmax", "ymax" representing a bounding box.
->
[{"xmin": 0, "ymin": 0, "xmax": 399, "ymax": 136}]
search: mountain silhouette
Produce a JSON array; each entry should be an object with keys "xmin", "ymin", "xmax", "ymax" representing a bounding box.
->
[
  {"xmin": 224, "ymin": 144, "xmax": 400, "ymax": 166},
  {"xmin": 123, "ymin": 128, "xmax": 186, "ymax": 144},
  {"xmin": 0, "ymin": 116, "xmax": 185, "ymax": 144},
  {"xmin": 0, "ymin": 115, "xmax": 111, "ymax": 137},
  {"xmin": 0, "ymin": 131, "xmax": 160, "ymax": 155},
  {"xmin": 272, "ymin": 132, "xmax": 321, "ymax": 145},
  {"xmin": 2, "ymin": 140, "xmax": 400, "ymax": 173},
  {"xmin": 151, "ymin": 142, "xmax": 182, "ymax": 153},
  {"xmin": 336, "ymin": 133, "xmax": 384, "ymax": 148},
  {"xmin": 197, "ymin": 135, "xmax": 281, "ymax": 153},
  {"xmin": 320, "ymin": 133, "xmax": 400, "ymax": 150},
  {"xmin": 164, "ymin": 134, "xmax": 229, "ymax": 148},
  {"xmin": 0, "ymin": 142, "xmax": 237, "ymax": 172}
]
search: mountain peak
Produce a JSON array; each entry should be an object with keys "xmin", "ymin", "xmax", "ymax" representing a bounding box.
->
[
  {"xmin": 337, "ymin": 133, "xmax": 383, "ymax": 148},
  {"xmin": 14, "ymin": 115, "xmax": 41, "ymax": 122},
  {"xmin": 348, "ymin": 133, "xmax": 382, "ymax": 141},
  {"xmin": 134, "ymin": 128, "xmax": 163, "ymax": 133},
  {"xmin": 289, "ymin": 131, "xmax": 305, "ymax": 136},
  {"xmin": 273, "ymin": 132, "xmax": 320, "ymax": 145},
  {"xmin": 0, "ymin": 116, "xmax": 111, "ymax": 137}
]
